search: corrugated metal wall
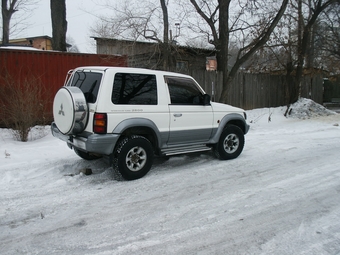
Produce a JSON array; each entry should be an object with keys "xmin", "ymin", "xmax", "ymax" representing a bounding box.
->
[
  {"xmin": 0, "ymin": 49, "xmax": 127, "ymax": 91},
  {"xmin": 0, "ymin": 49, "xmax": 127, "ymax": 125}
]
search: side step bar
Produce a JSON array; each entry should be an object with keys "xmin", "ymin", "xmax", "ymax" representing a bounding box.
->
[{"xmin": 161, "ymin": 144, "xmax": 211, "ymax": 156}]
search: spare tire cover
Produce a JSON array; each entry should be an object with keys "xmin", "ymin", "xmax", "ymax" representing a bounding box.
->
[{"xmin": 53, "ymin": 87, "xmax": 88, "ymax": 135}]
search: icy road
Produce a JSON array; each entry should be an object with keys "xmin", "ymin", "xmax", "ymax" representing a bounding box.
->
[{"xmin": 1, "ymin": 100, "xmax": 340, "ymax": 254}]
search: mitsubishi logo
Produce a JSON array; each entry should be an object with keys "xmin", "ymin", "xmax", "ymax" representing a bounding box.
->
[{"xmin": 58, "ymin": 103, "xmax": 65, "ymax": 116}]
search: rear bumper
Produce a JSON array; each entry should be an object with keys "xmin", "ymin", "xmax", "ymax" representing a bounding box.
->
[
  {"xmin": 51, "ymin": 122, "xmax": 120, "ymax": 155},
  {"xmin": 51, "ymin": 122, "xmax": 70, "ymax": 142}
]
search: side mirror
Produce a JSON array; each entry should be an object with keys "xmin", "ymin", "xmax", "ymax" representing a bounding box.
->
[{"xmin": 202, "ymin": 94, "xmax": 211, "ymax": 105}]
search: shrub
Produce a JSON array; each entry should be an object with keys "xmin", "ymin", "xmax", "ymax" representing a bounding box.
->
[{"xmin": 0, "ymin": 71, "xmax": 51, "ymax": 142}]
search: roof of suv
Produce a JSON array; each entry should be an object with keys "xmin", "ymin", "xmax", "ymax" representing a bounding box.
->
[{"xmin": 73, "ymin": 66, "xmax": 193, "ymax": 79}]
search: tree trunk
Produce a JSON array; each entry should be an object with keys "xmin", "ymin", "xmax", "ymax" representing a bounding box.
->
[
  {"xmin": 216, "ymin": 0, "xmax": 230, "ymax": 102},
  {"xmin": 293, "ymin": 0, "xmax": 337, "ymax": 104},
  {"xmin": 1, "ymin": 9, "xmax": 11, "ymax": 45},
  {"xmin": 50, "ymin": 0, "xmax": 67, "ymax": 51},
  {"xmin": 160, "ymin": 0, "xmax": 171, "ymax": 71},
  {"xmin": 1, "ymin": 0, "xmax": 18, "ymax": 45},
  {"xmin": 219, "ymin": 0, "xmax": 288, "ymax": 104}
]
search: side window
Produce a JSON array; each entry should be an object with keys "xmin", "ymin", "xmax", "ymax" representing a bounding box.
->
[
  {"xmin": 166, "ymin": 76, "xmax": 203, "ymax": 105},
  {"xmin": 112, "ymin": 73, "xmax": 157, "ymax": 105},
  {"xmin": 68, "ymin": 71, "xmax": 102, "ymax": 103}
]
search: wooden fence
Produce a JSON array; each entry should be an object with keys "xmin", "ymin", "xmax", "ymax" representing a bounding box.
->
[
  {"xmin": 190, "ymin": 70, "xmax": 324, "ymax": 110},
  {"xmin": 324, "ymin": 77, "xmax": 340, "ymax": 102}
]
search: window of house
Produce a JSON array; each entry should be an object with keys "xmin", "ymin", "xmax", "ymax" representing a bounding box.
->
[
  {"xmin": 165, "ymin": 76, "xmax": 204, "ymax": 105},
  {"xmin": 176, "ymin": 61, "xmax": 189, "ymax": 72},
  {"xmin": 112, "ymin": 73, "xmax": 157, "ymax": 105}
]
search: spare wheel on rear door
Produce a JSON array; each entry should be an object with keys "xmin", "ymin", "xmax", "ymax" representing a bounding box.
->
[{"xmin": 53, "ymin": 86, "xmax": 88, "ymax": 135}]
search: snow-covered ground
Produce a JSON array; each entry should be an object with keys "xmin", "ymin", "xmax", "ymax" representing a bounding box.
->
[{"xmin": 1, "ymin": 98, "xmax": 340, "ymax": 255}]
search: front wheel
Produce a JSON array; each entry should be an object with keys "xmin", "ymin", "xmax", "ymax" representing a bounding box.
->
[
  {"xmin": 113, "ymin": 135, "xmax": 154, "ymax": 180},
  {"xmin": 213, "ymin": 124, "xmax": 245, "ymax": 160}
]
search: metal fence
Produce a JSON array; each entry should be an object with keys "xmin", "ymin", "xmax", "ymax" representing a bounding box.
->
[{"xmin": 0, "ymin": 49, "xmax": 127, "ymax": 126}]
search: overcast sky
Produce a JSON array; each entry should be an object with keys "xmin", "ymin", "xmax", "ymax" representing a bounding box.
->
[{"xmin": 16, "ymin": 0, "xmax": 110, "ymax": 53}]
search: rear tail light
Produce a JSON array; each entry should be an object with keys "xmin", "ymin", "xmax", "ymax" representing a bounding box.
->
[{"xmin": 93, "ymin": 113, "xmax": 107, "ymax": 134}]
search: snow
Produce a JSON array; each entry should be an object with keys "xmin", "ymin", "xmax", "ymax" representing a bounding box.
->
[
  {"xmin": 0, "ymin": 46, "xmax": 41, "ymax": 51},
  {"xmin": 1, "ymin": 98, "xmax": 340, "ymax": 254}
]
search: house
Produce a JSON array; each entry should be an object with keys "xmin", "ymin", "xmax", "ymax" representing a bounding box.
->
[
  {"xmin": 2, "ymin": 35, "xmax": 71, "ymax": 51},
  {"xmin": 92, "ymin": 37, "xmax": 216, "ymax": 74}
]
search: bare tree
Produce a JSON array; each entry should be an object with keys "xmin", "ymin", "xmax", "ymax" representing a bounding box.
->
[
  {"xmin": 90, "ymin": 0, "xmax": 181, "ymax": 70},
  {"xmin": 160, "ymin": 0, "xmax": 171, "ymax": 70},
  {"xmin": 1, "ymin": 0, "xmax": 16, "ymax": 44},
  {"xmin": 186, "ymin": 0, "xmax": 289, "ymax": 103},
  {"xmin": 292, "ymin": 0, "xmax": 338, "ymax": 103},
  {"xmin": 66, "ymin": 36, "xmax": 80, "ymax": 53},
  {"xmin": 281, "ymin": 0, "xmax": 337, "ymax": 104},
  {"xmin": 1, "ymin": 0, "xmax": 35, "ymax": 44},
  {"xmin": 317, "ymin": 5, "xmax": 340, "ymax": 74},
  {"xmin": 50, "ymin": 0, "xmax": 67, "ymax": 51}
]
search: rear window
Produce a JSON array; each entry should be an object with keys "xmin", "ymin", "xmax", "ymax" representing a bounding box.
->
[
  {"xmin": 112, "ymin": 73, "xmax": 157, "ymax": 105},
  {"xmin": 68, "ymin": 71, "xmax": 102, "ymax": 103}
]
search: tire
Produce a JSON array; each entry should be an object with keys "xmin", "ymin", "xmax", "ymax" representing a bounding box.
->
[
  {"xmin": 53, "ymin": 87, "xmax": 88, "ymax": 135},
  {"xmin": 213, "ymin": 124, "xmax": 245, "ymax": 160},
  {"xmin": 113, "ymin": 135, "xmax": 154, "ymax": 180},
  {"xmin": 74, "ymin": 148, "xmax": 102, "ymax": 160}
]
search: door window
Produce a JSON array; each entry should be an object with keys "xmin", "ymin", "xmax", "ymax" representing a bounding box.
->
[{"xmin": 165, "ymin": 76, "xmax": 204, "ymax": 105}]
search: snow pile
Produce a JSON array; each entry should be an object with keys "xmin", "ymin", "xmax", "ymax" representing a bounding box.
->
[
  {"xmin": 247, "ymin": 98, "xmax": 337, "ymax": 125},
  {"xmin": 286, "ymin": 98, "xmax": 336, "ymax": 119}
]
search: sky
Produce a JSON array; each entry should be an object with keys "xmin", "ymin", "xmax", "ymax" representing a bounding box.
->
[
  {"xmin": 16, "ymin": 0, "xmax": 110, "ymax": 53},
  {"xmin": 13, "ymin": 0, "xmax": 200, "ymax": 53}
]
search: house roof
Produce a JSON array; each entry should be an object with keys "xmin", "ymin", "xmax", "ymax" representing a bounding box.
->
[
  {"xmin": 4, "ymin": 35, "xmax": 72, "ymax": 48},
  {"xmin": 92, "ymin": 37, "xmax": 216, "ymax": 56},
  {"xmin": 7, "ymin": 35, "xmax": 52, "ymax": 43}
]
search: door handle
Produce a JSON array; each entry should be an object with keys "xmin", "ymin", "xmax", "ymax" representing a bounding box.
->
[{"xmin": 173, "ymin": 113, "xmax": 182, "ymax": 117}]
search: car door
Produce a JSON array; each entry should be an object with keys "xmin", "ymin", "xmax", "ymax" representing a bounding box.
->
[{"xmin": 165, "ymin": 76, "xmax": 213, "ymax": 145}]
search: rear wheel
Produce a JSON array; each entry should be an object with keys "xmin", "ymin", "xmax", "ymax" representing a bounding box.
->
[
  {"xmin": 213, "ymin": 124, "xmax": 245, "ymax": 160},
  {"xmin": 113, "ymin": 136, "xmax": 154, "ymax": 180}
]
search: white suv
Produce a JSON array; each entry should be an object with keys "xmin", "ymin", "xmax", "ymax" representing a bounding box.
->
[{"xmin": 52, "ymin": 66, "xmax": 249, "ymax": 180}]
